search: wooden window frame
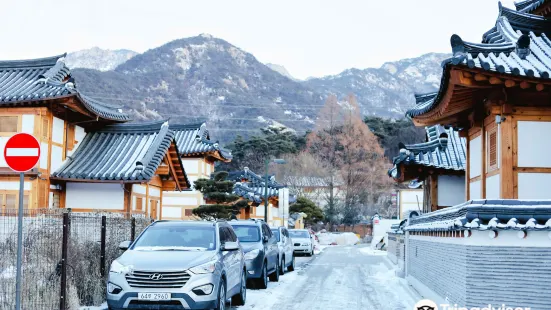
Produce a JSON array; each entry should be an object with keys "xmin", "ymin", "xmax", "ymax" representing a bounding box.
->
[
  {"xmin": 41, "ymin": 117, "xmax": 50, "ymax": 141},
  {"xmin": 487, "ymin": 126, "xmax": 499, "ymax": 173},
  {"xmin": 67, "ymin": 124, "xmax": 76, "ymax": 151},
  {"xmin": 135, "ymin": 197, "xmax": 143, "ymax": 211},
  {"xmin": 0, "ymin": 115, "xmax": 21, "ymax": 136}
]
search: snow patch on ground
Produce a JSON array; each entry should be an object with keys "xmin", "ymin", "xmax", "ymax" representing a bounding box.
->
[
  {"xmin": 370, "ymin": 263, "xmax": 420, "ymax": 307},
  {"xmin": 359, "ymin": 247, "xmax": 388, "ymax": 256}
]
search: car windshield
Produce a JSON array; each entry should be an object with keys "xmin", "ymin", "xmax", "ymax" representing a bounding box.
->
[
  {"xmin": 289, "ymin": 230, "xmax": 310, "ymax": 238},
  {"xmin": 132, "ymin": 225, "xmax": 216, "ymax": 251},
  {"xmin": 232, "ymin": 225, "xmax": 261, "ymax": 242},
  {"xmin": 271, "ymin": 229, "xmax": 280, "ymax": 242}
]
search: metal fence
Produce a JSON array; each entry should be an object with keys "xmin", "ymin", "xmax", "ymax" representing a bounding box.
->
[{"xmin": 0, "ymin": 209, "xmax": 152, "ymax": 310}]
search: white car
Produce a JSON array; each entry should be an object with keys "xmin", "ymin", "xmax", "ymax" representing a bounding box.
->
[{"xmin": 289, "ymin": 229, "xmax": 314, "ymax": 256}]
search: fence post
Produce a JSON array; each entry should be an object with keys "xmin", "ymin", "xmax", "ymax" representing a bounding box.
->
[
  {"xmin": 60, "ymin": 212, "xmax": 69, "ymax": 310},
  {"xmin": 100, "ymin": 216, "xmax": 107, "ymax": 277},
  {"xmin": 131, "ymin": 217, "xmax": 136, "ymax": 242}
]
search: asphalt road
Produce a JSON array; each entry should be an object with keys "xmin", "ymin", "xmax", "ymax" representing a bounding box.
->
[{"xmin": 236, "ymin": 245, "xmax": 419, "ymax": 310}]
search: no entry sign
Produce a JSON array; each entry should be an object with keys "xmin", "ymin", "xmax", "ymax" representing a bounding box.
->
[{"xmin": 3, "ymin": 133, "xmax": 41, "ymax": 172}]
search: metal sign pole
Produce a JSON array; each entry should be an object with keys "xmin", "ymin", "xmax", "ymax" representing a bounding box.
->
[{"xmin": 15, "ymin": 172, "xmax": 24, "ymax": 310}]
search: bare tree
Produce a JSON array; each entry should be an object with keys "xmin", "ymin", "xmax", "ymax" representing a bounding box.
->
[{"xmin": 306, "ymin": 94, "xmax": 393, "ymax": 225}]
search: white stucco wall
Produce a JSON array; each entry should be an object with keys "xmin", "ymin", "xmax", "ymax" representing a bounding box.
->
[
  {"xmin": 469, "ymin": 180, "xmax": 481, "ymax": 200},
  {"xmin": 68, "ymin": 125, "xmax": 87, "ymax": 157},
  {"xmin": 469, "ymin": 136, "xmax": 482, "ymax": 178},
  {"xmin": 485, "ymin": 174, "xmax": 500, "ymax": 199},
  {"xmin": 40, "ymin": 142, "xmax": 48, "ymax": 169},
  {"xmin": 162, "ymin": 194, "xmax": 199, "ymax": 206},
  {"xmin": 0, "ymin": 137, "xmax": 8, "ymax": 167},
  {"xmin": 182, "ymin": 159, "xmax": 199, "ymax": 174},
  {"xmin": 52, "ymin": 117, "xmax": 64, "ymax": 145},
  {"xmin": 162, "ymin": 206, "xmax": 182, "ymax": 218},
  {"xmin": 518, "ymin": 121, "xmax": 551, "ymax": 168},
  {"xmin": 0, "ymin": 182, "xmax": 32, "ymax": 191},
  {"xmin": 437, "ymin": 175, "xmax": 465, "ymax": 207},
  {"xmin": 50, "ymin": 145, "xmax": 63, "ymax": 172},
  {"xmin": 21, "ymin": 115, "xmax": 34, "ymax": 134},
  {"xmin": 149, "ymin": 187, "xmax": 161, "ymax": 197},
  {"xmin": 399, "ymin": 189, "xmax": 423, "ymax": 218},
  {"xmin": 518, "ymin": 173, "xmax": 551, "ymax": 199},
  {"xmin": 66, "ymin": 183, "xmax": 124, "ymax": 210},
  {"xmin": 132, "ymin": 184, "xmax": 147, "ymax": 195}
]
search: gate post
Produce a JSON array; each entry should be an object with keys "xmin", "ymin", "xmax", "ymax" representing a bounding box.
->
[
  {"xmin": 100, "ymin": 216, "xmax": 107, "ymax": 277},
  {"xmin": 59, "ymin": 212, "xmax": 69, "ymax": 310}
]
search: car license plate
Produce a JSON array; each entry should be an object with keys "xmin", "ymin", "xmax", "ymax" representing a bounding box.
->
[{"xmin": 138, "ymin": 293, "xmax": 171, "ymax": 300}]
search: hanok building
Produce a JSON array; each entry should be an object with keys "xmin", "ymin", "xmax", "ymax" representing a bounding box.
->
[
  {"xmin": 161, "ymin": 123, "xmax": 232, "ymax": 220},
  {"xmin": 229, "ymin": 168, "xmax": 291, "ymax": 227},
  {"xmin": 388, "ymin": 125, "xmax": 466, "ymax": 214},
  {"xmin": 0, "ymin": 54, "xmax": 191, "ymax": 217},
  {"xmin": 0, "ymin": 54, "xmax": 129, "ymax": 212},
  {"xmin": 283, "ymin": 176, "xmax": 343, "ymax": 211},
  {"xmin": 51, "ymin": 121, "xmax": 190, "ymax": 219},
  {"xmin": 401, "ymin": 2, "xmax": 551, "ymax": 309}
]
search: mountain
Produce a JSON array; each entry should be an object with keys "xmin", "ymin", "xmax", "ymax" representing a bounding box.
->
[
  {"xmin": 265, "ymin": 63, "xmax": 297, "ymax": 80},
  {"xmin": 71, "ymin": 34, "xmax": 321, "ymax": 142},
  {"xmin": 65, "ymin": 47, "xmax": 138, "ymax": 71},
  {"xmin": 303, "ymin": 53, "xmax": 449, "ymax": 117},
  {"xmin": 70, "ymin": 35, "xmax": 448, "ymax": 143}
]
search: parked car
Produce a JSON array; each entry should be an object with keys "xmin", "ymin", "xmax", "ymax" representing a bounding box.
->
[
  {"xmin": 107, "ymin": 220, "xmax": 247, "ymax": 310},
  {"xmin": 289, "ymin": 229, "xmax": 314, "ymax": 256},
  {"xmin": 229, "ymin": 219, "xmax": 279, "ymax": 289},
  {"xmin": 271, "ymin": 226, "xmax": 295, "ymax": 274}
]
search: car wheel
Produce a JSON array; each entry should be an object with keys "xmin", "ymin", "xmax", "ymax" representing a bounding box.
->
[
  {"xmin": 269, "ymin": 258, "xmax": 280, "ymax": 282},
  {"xmin": 288, "ymin": 255, "xmax": 295, "ymax": 272},
  {"xmin": 255, "ymin": 263, "xmax": 268, "ymax": 289},
  {"xmin": 232, "ymin": 270, "xmax": 247, "ymax": 306},
  {"xmin": 216, "ymin": 279, "xmax": 226, "ymax": 310},
  {"xmin": 279, "ymin": 256, "xmax": 286, "ymax": 275}
]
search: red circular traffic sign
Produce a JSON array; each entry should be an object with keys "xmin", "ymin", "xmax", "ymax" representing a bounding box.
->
[{"xmin": 3, "ymin": 133, "xmax": 41, "ymax": 172}]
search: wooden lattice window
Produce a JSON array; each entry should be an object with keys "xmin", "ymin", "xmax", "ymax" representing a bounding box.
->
[
  {"xmin": 487, "ymin": 128, "xmax": 498, "ymax": 171},
  {"xmin": 41, "ymin": 117, "xmax": 50, "ymax": 140},
  {"xmin": 135, "ymin": 197, "xmax": 143, "ymax": 211},
  {"xmin": 0, "ymin": 116, "xmax": 18, "ymax": 133}
]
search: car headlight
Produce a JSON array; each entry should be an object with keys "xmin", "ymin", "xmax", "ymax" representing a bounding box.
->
[
  {"xmin": 244, "ymin": 249, "xmax": 260, "ymax": 260},
  {"xmin": 109, "ymin": 260, "xmax": 133, "ymax": 275},
  {"xmin": 189, "ymin": 260, "xmax": 217, "ymax": 274}
]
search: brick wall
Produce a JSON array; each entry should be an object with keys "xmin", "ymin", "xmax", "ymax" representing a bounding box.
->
[{"xmin": 408, "ymin": 235, "xmax": 551, "ymax": 309}]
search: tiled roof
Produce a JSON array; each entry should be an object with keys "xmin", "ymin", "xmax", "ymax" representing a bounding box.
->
[
  {"xmin": 388, "ymin": 125, "xmax": 466, "ymax": 179},
  {"xmin": 405, "ymin": 199, "xmax": 551, "ymax": 232},
  {"xmin": 228, "ymin": 167, "xmax": 288, "ymax": 203},
  {"xmin": 407, "ymin": 3, "xmax": 551, "ymax": 118},
  {"xmin": 0, "ymin": 54, "xmax": 129, "ymax": 121},
  {"xmin": 171, "ymin": 123, "xmax": 232, "ymax": 161},
  {"xmin": 52, "ymin": 121, "xmax": 189, "ymax": 187},
  {"xmin": 515, "ymin": 0, "xmax": 549, "ymax": 13}
]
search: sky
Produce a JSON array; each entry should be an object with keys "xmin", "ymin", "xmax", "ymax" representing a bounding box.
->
[{"xmin": 1, "ymin": 0, "xmax": 517, "ymax": 79}]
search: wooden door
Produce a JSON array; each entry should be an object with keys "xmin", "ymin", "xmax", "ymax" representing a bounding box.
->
[
  {"xmin": 0, "ymin": 192, "xmax": 18, "ymax": 215},
  {"xmin": 150, "ymin": 200, "xmax": 158, "ymax": 220}
]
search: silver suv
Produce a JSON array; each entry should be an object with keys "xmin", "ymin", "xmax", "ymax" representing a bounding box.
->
[{"xmin": 106, "ymin": 220, "xmax": 247, "ymax": 310}]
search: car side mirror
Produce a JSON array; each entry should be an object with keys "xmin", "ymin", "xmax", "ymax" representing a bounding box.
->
[
  {"xmin": 119, "ymin": 241, "xmax": 131, "ymax": 251},
  {"xmin": 221, "ymin": 241, "xmax": 239, "ymax": 251},
  {"xmin": 262, "ymin": 235, "xmax": 269, "ymax": 243}
]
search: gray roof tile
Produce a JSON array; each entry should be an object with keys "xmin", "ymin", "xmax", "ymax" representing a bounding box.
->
[
  {"xmin": 407, "ymin": 4, "xmax": 551, "ymax": 118},
  {"xmin": 52, "ymin": 121, "xmax": 189, "ymax": 187},
  {"xmin": 0, "ymin": 54, "xmax": 129, "ymax": 121},
  {"xmin": 388, "ymin": 125, "xmax": 466, "ymax": 179},
  {"xmin": 405, "ymin": 199, "xmax": 551, "ymax": 231},
  {"xmin": 171, "ymin": 123, "xmax": 232, "ymax": 160}
]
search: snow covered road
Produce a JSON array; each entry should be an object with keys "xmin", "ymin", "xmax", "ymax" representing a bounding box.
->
[{"xmin": 234, "ymin": 245, "xmax": 420, "ymax": 310}]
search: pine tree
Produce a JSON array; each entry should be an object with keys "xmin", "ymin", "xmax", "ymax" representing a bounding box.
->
[{"xmin": 192, "ymin": 171, "xmax": 248, "ymax": 220}]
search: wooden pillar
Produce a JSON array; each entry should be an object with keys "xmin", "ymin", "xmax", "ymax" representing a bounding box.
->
[
  {"xmin": 481, "ymin": 122, "xmax": 486, "ymax": 199},
  {"xmin": 123, "ymin": 183, "xmax": 132, "ymax": 217},
  {"xmin": 430, "ymin": 174, "xmax": 438, "ymax": 212},
  {"xmin": 500, "ymin": 117, "xmax": 514, "ymax": 198},
  {"xmin": 465, "ymin": 132, "xmax": 470, "ymax": 200}
]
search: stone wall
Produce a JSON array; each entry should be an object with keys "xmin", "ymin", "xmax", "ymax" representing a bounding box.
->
[{"xmin": 407, "ymin": 232, "xmax": 551, "ymax": 310}]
